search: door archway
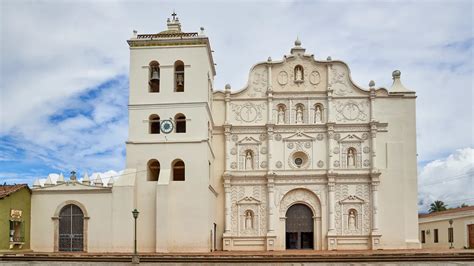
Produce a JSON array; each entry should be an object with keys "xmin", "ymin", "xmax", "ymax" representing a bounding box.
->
[
  {"xmin": 285, "ymin": 204, "xmax": 314, "ymax": 249},
  {"xmin": 59, "ymin": 204, "xmax": 84, "ymax": 251}
]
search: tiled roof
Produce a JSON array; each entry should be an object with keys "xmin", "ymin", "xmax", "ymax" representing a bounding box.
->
[
  {"xmin": 0, "ymin": 184, "xmax": 30, "ymax": 199},
  {"xmin": 419, "ymin": 206, "xmax": 474, "ymax": 219}
]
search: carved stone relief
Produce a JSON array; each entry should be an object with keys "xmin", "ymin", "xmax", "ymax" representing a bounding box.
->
[
  {"xmin": 260, "ymin": 147, "xmax": 267, "ymax": 154},
  {"xmin": 279, "ymin": 188, "xmax": 321, "ymax": 217},
  {"xmin": 231, "ymin": 102, "xmax": 266, "ymax": 123},
  {"xmin": 275, "ymin": 161, "xmax": 283, "ymax": 169},
  {"xmin": 230, "ymin": 147, "xmax": 237, "ymax": 155},
  {"xmin": 316, "ymin": 133, "xmax": 324, "ymax": 141},
  {"xmin": 275, "ymin": 134, "xmax": 282, "ymax": 141},
  {"xmin": 334, "ymin": 160, "xmax": 340, "ymax": 167},
  {"xmin": 317, "ymin": 160, "xmax": 324, "ymax": 168},
  {"xmin": 334, "ymin": 184, "xmax": 371, "ymax": 235},
  {"xmin": 309, "ymin": 71, "xmax": 321, "ymax": 85},
  {"xmin": 247, "ymin": 67, "xmax": 268, "ymax": 97},
  {"xmin": 333, "ymin": 147, "xmax": 340, "ymax": 154},
  {"xmin": 329, "ymin": 65, "xmax": 351, "ymax": 96},
  {"xmin": 363, "ymin": 146, "xmax": 370, "ymax": 154},
  {"xmin": 260, "ymin": 161, "xmax": 268, "ymax": 169},
  {"xmin": 334, "ymin": 100, "xmax": 369, "ymax": 122},
  {"xmin": 277, "ymin": 71, "xmax": 289, "ymax": 85}
]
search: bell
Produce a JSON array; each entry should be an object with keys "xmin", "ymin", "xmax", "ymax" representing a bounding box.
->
[{"xmin": 150, "ymin": 70, "xmax": 160, "ymax": 81}]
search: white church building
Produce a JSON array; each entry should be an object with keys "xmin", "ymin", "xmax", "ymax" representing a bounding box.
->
[{"xmin": 30, "ymin": 14, "xmax": 420, "ymax": 252}]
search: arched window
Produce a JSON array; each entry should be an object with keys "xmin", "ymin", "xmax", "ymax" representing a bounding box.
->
[
  {"xmin": 149, "ymin": 114, "xmax": 160, "ymax": 134},
  {"xmin": 149, "ymin": 61, "xmax": 160, "ymax": 93},
  {"xmin": 147, "ymin": 159, "xmax": 160, "ymax": 181},
  {"xmin": 174, "ymin": 60, "xmax": 185, "ymax": 92},
  {"xmin": 175, "ymin": 114, "xmax": 186, "ymax": 133},
  {"xmin": 172, "ymin": 159, "xmax": 185, "ymax": 181}
]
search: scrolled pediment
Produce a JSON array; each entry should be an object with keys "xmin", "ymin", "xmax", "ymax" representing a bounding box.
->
[
  {"xmin": 339, "ymin": 195, "xmax": 365, "ymax": 204},
  {"xmin": 237, "ymin": 196, "xmax": 261, "ymax": 205},
  {"xmin": 283, "ymin": 131, "xmax": 315, "ymax": 141}
]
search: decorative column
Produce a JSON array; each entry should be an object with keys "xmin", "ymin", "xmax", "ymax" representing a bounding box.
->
[
  {"xmin": 327, "ymin": 176, "xmax": 336, "ymax": 232},
  {"xmin": 370, "ymin": 171, "xmax": 381, "ymax": 249},
  {"xmin": 327, "ymin": 174, "xmax": 337, "ymax": 250},
  {"xmin": 370, "ymin": 122, "xmax": 377, "ymax": 170},
  {"xmin": 267, "ymin": 57, "xmax": 273, "ymax": 124},
  {"xmin": 223, "ymin": 175, "xmax": 231, "ymax": 234},
  {"xmin": 266, "ymin": 173, "xmax": 277, "ymax": 250},
  {"xmin": 224, "ymin": 125, "xmax": 231, "ymax": 171}
]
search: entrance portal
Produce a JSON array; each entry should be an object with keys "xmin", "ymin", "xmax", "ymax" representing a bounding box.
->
[
  {"xmin": 285, "ymin": 204, "xmax": 314, "ymax": 249},
  {"xmin": 59, "ymin": 204, "xmax": 84, "ymax": 252}
]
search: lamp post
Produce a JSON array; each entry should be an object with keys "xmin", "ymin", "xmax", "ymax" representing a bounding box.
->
[
  {"xmin": 132, "ymin": 209, "xmax": 140, "ymax": 264},
  {"xmin": 448, "ymin": 219, "xmax": 454, "ymax": 249}
]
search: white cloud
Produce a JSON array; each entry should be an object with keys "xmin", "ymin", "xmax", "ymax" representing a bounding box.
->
[
  {"xmin": 418, "ymin": 147, "xmax": 474, "ymax": 212},
  {"xmin": 0, "ymin": 1, "xmax": 472, "ymax": 183}
]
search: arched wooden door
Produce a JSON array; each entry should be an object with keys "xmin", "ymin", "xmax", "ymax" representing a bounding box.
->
[
  {"xmin": 286, "ymin": 204, "xmax": 314, "ymax": 249},
  {"xmin": 59, "ymin": 204, "xmax": 84, "ymax": 251}
]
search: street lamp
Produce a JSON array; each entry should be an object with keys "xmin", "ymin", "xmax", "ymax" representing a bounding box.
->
[
  {"xmin": 448, "ymin": 219, "xmax": 454, "ymax": 249},
  {"xmin": 132, "ymin": 209, "xmax": 140, "ymax": 264}
]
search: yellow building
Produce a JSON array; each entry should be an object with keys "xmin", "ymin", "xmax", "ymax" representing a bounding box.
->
[{"xmin": 419, "ymin": 206, "xmax": 474, "ymax": 249}]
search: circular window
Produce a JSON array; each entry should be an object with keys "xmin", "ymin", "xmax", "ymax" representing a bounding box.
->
[
  {"xmin": 290, "ymin": 151, "xmax": 309, "ymax": 169},
  {"xmin": 294, "ymin": 157, "xmax": 303, "ymax": 166}
]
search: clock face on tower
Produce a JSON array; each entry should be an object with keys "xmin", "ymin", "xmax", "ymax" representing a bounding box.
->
[{"xmin": 160, "ymin": 120, "xmax": 174, "ymax": 134}]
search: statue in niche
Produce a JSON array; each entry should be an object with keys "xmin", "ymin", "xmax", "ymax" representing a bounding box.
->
[
  {"xmin": 348, "ymin": 209, "xmax": 357, "ymax": 230},
  {"xmin": 245, "ymin": 151, "xmax": 253, "ymax": 170},
  {"xmin": 314, "ymin": 105, "xmax": 322, "ymax": 123},
  {"xmin": 277, "ymin": 106, "xmax": 285, "ymax": 124},
  {"xmin": 296, "ymin": 106, "xmax": 303, "ymax": 124},
  {"xmin": 347, "ymin": 148, "xmax": 356, "ymax": 168},
  {"xmin": 245, "ymin": 210, "xmax": 253, "ymax": 229},
  {"xmin": 295, "ymin": 66, "xmax": 303, "ymax": 81}
]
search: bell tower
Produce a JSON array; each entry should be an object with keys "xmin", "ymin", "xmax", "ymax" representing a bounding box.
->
[{"xmin": 126, "ymin": 13, "xmax": 216, "ymax": 252}]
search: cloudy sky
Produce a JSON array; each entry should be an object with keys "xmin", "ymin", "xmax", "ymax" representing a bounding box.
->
[{"xmin": 1, "ymin": 0, "xmax": 472, "ymax": 212}]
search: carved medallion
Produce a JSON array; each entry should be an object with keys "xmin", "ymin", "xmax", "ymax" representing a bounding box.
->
[
  {"xmin": 362, "ymin": 133, "xmax": 369, "ymax": 140},
  {"xmin": 304, "ymin": 142, "xmax": 311, "ymax": 149},
  {"xmin": 287, "ymin": 143, "xmax": 294, "ymax": 149},
  {"xmin": 333, "ymin": 147, "xmax": 340, "ymax": 154},
  {"xmin": 334, "ymin": 100, "xmax": 369, "ymax": 122},
  {"xmin": 309, "ymin": 71, "xmax": 321, "ymax": 85},
  {"xmin": 276, "ymin": 161, "xmax": 283, "ymax": 169},
  {"xmin": 260, "ymin": 147, "xmax": 267, "ymax": 154},
  {"xmin": 259, "ymin": 134, "xmax": 267, "ymax": 141},
  {"xmin": 260, "ymin": 161, "xmax": 267, "ymax": 168},
  {"xmin": 316, "ymin": 133, "xmax": 324, "ymax": 141},
  {"xmin": 231, "ymin": 162, "xmax": 237, "ymax": 169},
  {"xmin": 230, "ymin": 147, "xmax": 237, "ymax": 155},
  {"xmin": 277, "ymin": 71, "xmax": 288, "ymax": 85},
  {"xmin": 363, "ymin": 146, "xmax": 370, "ymax": 154},
  {"xmin": 232, "ymin": 135, "xmax": 238, "ymax": 142},
  {"xmin": 334, "ymin": 133, "xmax": 341, "ymax": 141},
  {"xmin": 231, "ymin": 102, "xmax": 265, "ymax": 123},
  {"xmin": 363, "ymin": 160, "xmax": 370, "ymax": 167},
  {"xmin": 334, "ymin": 160, "xmax": 340, "ymax": 167},
  {"xmin": 317, "ymin": 160, "xmax": 324, "ymax": 168},
  {"xmin": 275, "ymin": 134, "xmax": 282, "ymax": 141}
]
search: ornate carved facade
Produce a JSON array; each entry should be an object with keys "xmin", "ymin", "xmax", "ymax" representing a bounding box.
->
[
  {"xmin": 29, "ymin": 15, "xmax": 419, "ymax": 253},
  {"xmin": 218, "ymin": 38, "xmax": 418, "ymax": 251}
]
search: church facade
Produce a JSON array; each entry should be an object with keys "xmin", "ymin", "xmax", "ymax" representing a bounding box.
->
[{"xmin": 30, "ymin": 14, "xmax": 420, "ymax": 252}]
